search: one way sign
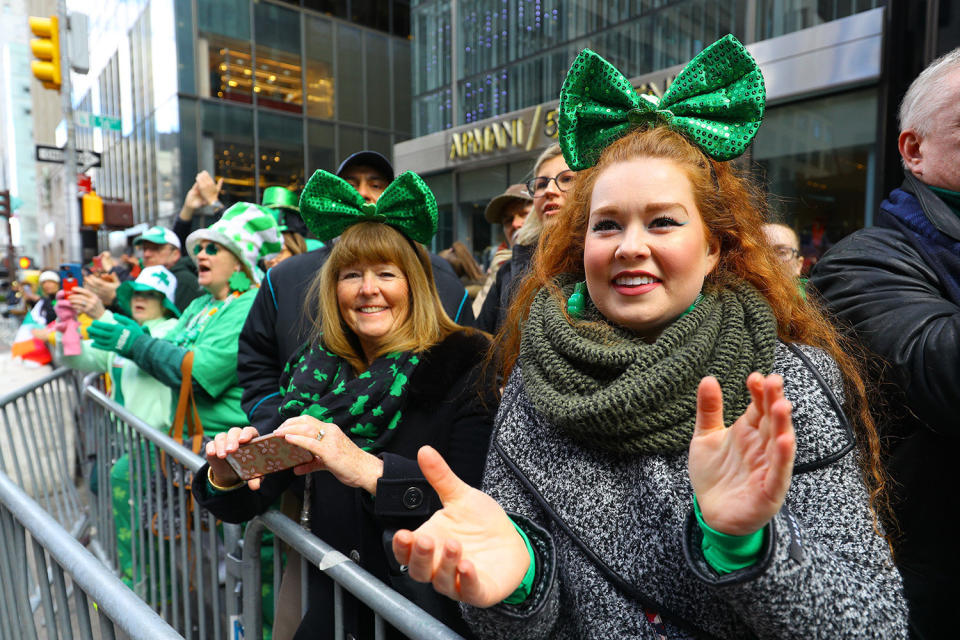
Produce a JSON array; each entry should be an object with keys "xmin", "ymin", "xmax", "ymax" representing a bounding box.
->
[{"xmin": 35, "ymin": 144, "xmax": 102, "ymax": 169}]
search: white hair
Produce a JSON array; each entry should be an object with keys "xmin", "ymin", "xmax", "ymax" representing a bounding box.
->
[{"xmin": 898, "ymin": 47, "xmax": 960, "ymax": 136}]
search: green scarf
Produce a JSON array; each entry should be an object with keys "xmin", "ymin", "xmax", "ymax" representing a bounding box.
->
[
  {"xmin": 519, "ymin": 277, "xmax": 778, "ymax": 455},
  {"xmin": 279, "ymin": 342, "xmax": 420, "ymax": 452}
]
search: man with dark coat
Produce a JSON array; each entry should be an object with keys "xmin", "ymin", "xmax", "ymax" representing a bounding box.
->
[
  {"xmin": 810, "ymin": 48, "xmax": 960, "ymax": 639},
  {"xmin": 238, "ymin": 151, "xmax": 474, "ymax": 435}
]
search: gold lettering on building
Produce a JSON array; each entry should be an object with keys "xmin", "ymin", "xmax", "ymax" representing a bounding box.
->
[
  {"xmin": 449, "ymin": 115, "xmax": 529, "ymax": 160},
  {"xmin": 525, "ymin": 105, "xmax": 542, "ymax": 151},
  {"xmin": 543, "ymin": 108, "xmax": 558, "ymax": 139}
]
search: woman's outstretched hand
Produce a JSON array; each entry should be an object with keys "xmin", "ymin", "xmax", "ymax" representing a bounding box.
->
[
  {"xmin": 688, "ymin": 373, "xmax": 796, "ymax": 536},
  {"xmin": 392, "ymin": 446, "xmax": 530, "ymax": 608}
]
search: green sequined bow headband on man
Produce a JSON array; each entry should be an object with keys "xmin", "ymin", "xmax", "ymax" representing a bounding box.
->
[
  {"xmin": 558, "ymin": 33, "xmax": 765, "ymax": 170},
  {"xmin": 298, "ymin": 169, "xmax": 438, "ymax": 244}
]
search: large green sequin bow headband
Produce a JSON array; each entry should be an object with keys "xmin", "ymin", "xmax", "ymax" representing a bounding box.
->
[
  {"xmin": 558, "ymin": 34, "xmax": 765, "ymax": 171},
  {"xmin": 299, "ymin": 170, "xmax": 438, "ymax": 244}
]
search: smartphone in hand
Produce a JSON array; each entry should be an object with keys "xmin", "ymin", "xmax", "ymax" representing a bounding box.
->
[
  {"xmin": 60, "ymin": 262, "xmax": 83, "ymax": 294},
  {"xmin": 225, "ymin": 433, "xmax": 315, "ymax": 481}
]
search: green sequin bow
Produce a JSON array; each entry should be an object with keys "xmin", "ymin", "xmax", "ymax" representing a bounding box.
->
[
  {"xmin": 558, "ymin": 34, "xmax": 765, "ymax": 171},
  {"xmin": 299, "ymin": 169, "xmax": 438, "ymax": 244}
]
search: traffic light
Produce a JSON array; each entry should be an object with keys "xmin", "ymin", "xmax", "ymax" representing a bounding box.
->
[
  {"xmin": 0, "ymin": 189, "xmax": 10, "ymax": 218},
  {"xmin": 81, "ymin": 190, "xmax": 103, "ymax": 226},
  {"xmin": 19, "ymin": 256, "xmax": 33, "ymax": 270},
  {"xmin": 29, "ymin": 15, "xmax": 61, "ymax": 91}
]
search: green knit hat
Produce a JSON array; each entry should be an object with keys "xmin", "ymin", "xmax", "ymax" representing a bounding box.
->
[{"xmin": 185, "ymin": 203, "xmax": 282, "ymax": 284}]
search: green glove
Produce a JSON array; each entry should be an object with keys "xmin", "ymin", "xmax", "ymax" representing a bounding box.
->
[{"xmin": 88, "ymin": 314, "xmax": 145, "ymax": 358}]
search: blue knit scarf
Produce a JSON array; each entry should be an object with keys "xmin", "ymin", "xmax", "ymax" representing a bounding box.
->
[{"xmin": 877, "ymin": 187, "xmax": 960, "ymax": 304}]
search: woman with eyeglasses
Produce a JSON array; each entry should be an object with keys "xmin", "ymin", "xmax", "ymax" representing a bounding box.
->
[
  {"xmin": 88, "ymin": 203, "xmax": 282, "ymax": 436},
  {"xmin": 476, "ymin": 143, "xmax": 576, "ymax": 334}
]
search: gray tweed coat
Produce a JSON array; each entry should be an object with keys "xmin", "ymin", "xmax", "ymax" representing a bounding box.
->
[{"xmin": 462, "ymin": 342, "xmax": 907, "ymax": 639}]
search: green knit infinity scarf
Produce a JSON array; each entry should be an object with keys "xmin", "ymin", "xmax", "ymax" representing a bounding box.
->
[
  {"xmin": 519, "ymin": 277, "xmax": 778, "ymax": 456},
  {"xmin": 279, "ymin": 342, "xmax": 420, "ymax": 453}
]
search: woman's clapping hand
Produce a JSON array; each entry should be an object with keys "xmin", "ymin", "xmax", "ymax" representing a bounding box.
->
[
  {"xmin": 392, "ymin": 446, "xmax": 530, "ymax": 608},
  {"xmin": 688, "ymin": 373, "xmax": 796, "ymax": 536}
]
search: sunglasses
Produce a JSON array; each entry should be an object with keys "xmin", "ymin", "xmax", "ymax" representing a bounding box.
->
[{"xmin": 193, "ymin": 242, "xmax": 221, "ymax": 256}]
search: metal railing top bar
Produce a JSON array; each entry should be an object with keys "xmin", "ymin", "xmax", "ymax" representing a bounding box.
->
[
  {"xmin": 249, "ymin": 511, "xmax": 466, "ymax": 640},
  {"xmin": 0, "ymin": 470, "xmax": 184, "ymax": 640},
  {"xmin": 0, "ymin": 367, "xmax": 75, "ymax": 406},
  {"xmin": 82, "ymin": 384, "xmax": 206, "ymax": 472}
]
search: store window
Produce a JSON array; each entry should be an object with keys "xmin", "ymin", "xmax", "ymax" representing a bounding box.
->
[
  {"xmin": 423, "ymin": 173, "xmax": 454, "ymax": 252},
  {"xmin": 304, "ymin": 0, "xmax": 349, "ymax": 20},
  {"xmin": 339, "ymin": 125, "xmax": 366, "ymax": 158},
  {"xmin": 201, "ymin": 101, "xmax": 256, "ymax": 204},
  {"xmin": 305, "ymin": 17, "xmax": 336, "ymax": 119},
  {"xmin": 367, "ymin": 130, "xmax": 393, "ymax": 158},
  {"xmin": 308, "ymin": 120, "xmax": 336, "ymax": 173},
  {"xmin": 457, "ymin": 165, "xmax": 507, "ymax": 255},
  {"xmin": 752, "ymin": 89, "xmax": 878, "ymax": 273},
  {"xmin": 393, "ymin": 40, "xmax": 412, "ymax": 134},
  {"xmin": 756, "ymin": 0, "xmax": 886, "ymax": 40},
  {"xmin": 254, "ymin": 3, "xmax": 303, "ymax": 114},
  {"xmin": 352, "ymin": 0, "xmax": 390, "ymax": 33},
  {"xmin": 258, "ymin": 111, "xmax": 305, "ymax": 194},
  {"xmin": 366, "ymin": 32, "xmax": 391, "ymax": 128},
  {"xmin": 197, "ymin": 0, "xmax": 253, "ymax": 103},
  {"xmin": 337, "ymin": 25, "xmax": 364, "ymax": 124}
]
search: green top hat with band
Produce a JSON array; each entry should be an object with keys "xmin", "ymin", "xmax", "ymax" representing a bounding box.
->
[
  {"xmin": 116, "ymin": 265, "xmax": 181, "ymax": 318},
  {"xmin": 262, "ymin": 186, "xmax": 300, "ymax": 211}
]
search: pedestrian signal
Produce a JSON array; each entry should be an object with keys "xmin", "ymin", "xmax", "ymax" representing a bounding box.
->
[{"xmin": 29, "ymin": 16, "xmax": 61, "ymax": 91}]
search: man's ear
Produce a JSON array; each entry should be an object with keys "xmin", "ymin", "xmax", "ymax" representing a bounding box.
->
[{"xmin": 899, "ymin": 129, "xmax": 924, "ymax": 175}]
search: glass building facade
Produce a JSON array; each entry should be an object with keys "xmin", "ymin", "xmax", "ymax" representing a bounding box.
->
[
  {"xmin": 73, "ymin": 0, "xmax": 412, "ymax": 228},
  {"xmin": 402, "ymin": 0, "xmax": 888, "ymax": 265}
]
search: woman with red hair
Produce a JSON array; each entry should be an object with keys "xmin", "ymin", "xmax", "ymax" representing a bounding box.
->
[{"xmin": 392, "ymin": 36, "xmax": 906, "ymax": 638}]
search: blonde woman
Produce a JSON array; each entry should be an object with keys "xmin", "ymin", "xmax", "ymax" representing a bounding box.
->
[
  {"xmin": 476, "ymin": 143, "xmax": 575, "ymax": 334},
  {"xmin": 194, "ymin": 171, "xmax": 495, "ymax": 639}
]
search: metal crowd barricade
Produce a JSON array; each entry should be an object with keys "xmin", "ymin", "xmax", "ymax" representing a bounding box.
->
[
  {"xmin": 0, "ymin": 470, "xmax": 182, "ymax": 640},
  {"xmin": 80, "ymin": 376, "xmax": 465, "ymax": 639},
  {"xmin": 237, "ymin": 511, "xmax": 466, "ymax": 640},
  {"xmin": 81, "ymin": 382, "xmax": 241, "ymax": 640},
  {"xmin": 0, "ymin": 367, "xmax": 86, "ymax": 538}
]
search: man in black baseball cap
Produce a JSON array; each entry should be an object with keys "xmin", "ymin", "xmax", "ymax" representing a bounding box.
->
[{"xmin": 336, "ymin": 151, "xmax": 394, "ymax": 203}]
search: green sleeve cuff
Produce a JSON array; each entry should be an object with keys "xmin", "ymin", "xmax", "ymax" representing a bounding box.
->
[
  {"xmin": 129, "ymin": 336, "xmax": 188, "ymax": 389},
  {"xmin": 502, "ymin": 517, "xmax": 537, "ymax": 605},
  {"xmin": 694, "ymin": 495, "xmax": 765, "ymax": 574}
]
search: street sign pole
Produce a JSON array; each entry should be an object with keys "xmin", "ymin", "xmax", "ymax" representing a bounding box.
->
[{"xmin": 60, "ymin": 0, "xmax": 81, "ymax": 262}]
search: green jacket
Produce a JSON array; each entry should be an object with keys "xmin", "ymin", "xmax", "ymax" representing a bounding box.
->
[
  {"xmin": 127, "ymin": 290, "xmax": 258, "ymax": 436},
  {"xmin": 60, "ymin": 310, "xmax": 178, "ymax": 431}
]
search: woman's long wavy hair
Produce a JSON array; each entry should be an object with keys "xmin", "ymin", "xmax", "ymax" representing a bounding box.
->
[
  {"xmin": 307, "ymin": 222, "xmax": 461, "ymax": 373},
  {"xmin": 497, "ymin": 126, "xmax": 893, "ymax": 540}
]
